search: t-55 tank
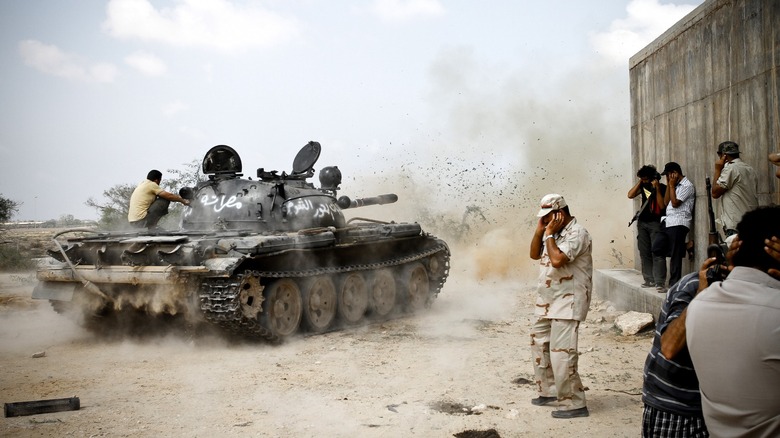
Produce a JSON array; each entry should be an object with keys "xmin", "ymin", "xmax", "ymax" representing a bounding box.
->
[{"xmin": 33, "ymin": 142, "xmax": 450, "ymax": 342}]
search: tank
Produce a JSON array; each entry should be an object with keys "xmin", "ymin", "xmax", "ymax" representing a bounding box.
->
[{"xmin": 32, "ymin": 142, "xmax": 450, "ymax": 342}]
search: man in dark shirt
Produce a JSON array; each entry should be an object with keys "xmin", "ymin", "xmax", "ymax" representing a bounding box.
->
[
  {"xmin": 641, "ymin": 263, "xmax": 711, "ymax": 437},
  {"xmin": 628, "ymin": 165, "xmax": 667, "ymax": 290}
]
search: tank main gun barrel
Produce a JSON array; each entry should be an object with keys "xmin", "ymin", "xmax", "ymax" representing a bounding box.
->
[{"xmin": 337, "ymin": 194, "xmax": 398, "ymax": 209}]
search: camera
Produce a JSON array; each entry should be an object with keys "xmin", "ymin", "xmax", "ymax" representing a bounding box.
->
[
  {"xmin": 705, "ymin": 243, "xmax": 728, "ymax": 285},
  {"xmin": 654, "ymin": 172, "xmax": 661, "ymax": 181}
]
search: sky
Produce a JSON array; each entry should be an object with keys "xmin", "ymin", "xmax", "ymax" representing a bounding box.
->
[{"xmin": 0, "ymin": 0, "xmax": 704, "ymax": 225}]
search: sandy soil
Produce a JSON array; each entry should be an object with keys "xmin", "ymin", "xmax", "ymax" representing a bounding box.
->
[{"xmin": 0, "ymin": 255, "xmax": 652, "ymax": 438}]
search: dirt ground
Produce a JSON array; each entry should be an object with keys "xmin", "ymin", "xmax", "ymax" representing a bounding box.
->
[{"xmin": 0, "ymin": 251, "xmax": 652, "ymax": 438}]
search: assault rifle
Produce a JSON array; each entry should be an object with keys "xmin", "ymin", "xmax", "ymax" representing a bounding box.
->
[
  {"xmin": 628, "ymin": 195, "xmax": 652, "ymax": 227},
  {"xmin": 705, "ymin": 177, "xmax": 723, "ymax": 246}
]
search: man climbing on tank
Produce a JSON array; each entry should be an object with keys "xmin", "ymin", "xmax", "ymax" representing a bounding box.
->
[{"xmin": 128, "ymin": 169, "xmax": 190, "ymax": 230}]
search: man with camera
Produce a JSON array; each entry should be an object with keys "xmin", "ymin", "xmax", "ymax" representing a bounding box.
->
[
  {"xmin": 628, "ymin": 165, "xmax": 667, "ymax": 291},
  {"xmin": 685, "ymin": 206, "xmax": 780, "ymax": 436},
  {"xmin": 711, "ymin": 141, "xmax": 758, "ymax": 238},
  {"xmin": 643, "ymin": 200, "xmax": 780, "ymax": 436}
]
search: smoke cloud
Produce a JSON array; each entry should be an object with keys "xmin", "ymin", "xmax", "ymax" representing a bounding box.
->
[{"xmin": 346, "ymin": 47, "xmax": 633, "ymax": 281}]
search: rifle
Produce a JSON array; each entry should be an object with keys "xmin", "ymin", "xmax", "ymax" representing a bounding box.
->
[
  {"xmin": 705, "ymin": 177, "xmax": 728, "ymax": 284},
  {"xmin": 628, "ymin": 193, "xmax": 652, "ymax": 227},
  {"xmin": 705, "ymin": 177, "xmax": 723, "ymax": 245}
]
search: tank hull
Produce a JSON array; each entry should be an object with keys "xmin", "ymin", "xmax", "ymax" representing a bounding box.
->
[{"xmin": 34, "ymin": 224, "xmax": 449, "ymax": 342}]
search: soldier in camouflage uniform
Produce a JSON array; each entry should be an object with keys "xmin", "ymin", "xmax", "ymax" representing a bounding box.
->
[{"xmin": 529, "ymin": 194, "xmax": 592, "ymax": 419}]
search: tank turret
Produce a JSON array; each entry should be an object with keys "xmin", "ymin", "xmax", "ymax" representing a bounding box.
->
[{"xmin": 182, "ymin": 141, "xmax": 347, "ymax": 232}]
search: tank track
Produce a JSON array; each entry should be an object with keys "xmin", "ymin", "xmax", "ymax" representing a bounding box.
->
[{"xmin": 198, "ymin": 241, "xmax": 450, "ymax": 343}]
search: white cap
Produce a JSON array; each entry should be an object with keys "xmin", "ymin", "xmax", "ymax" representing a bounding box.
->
[{"xmin": 537, "ymin": 194, "xmax": 567, "ymax": 217}]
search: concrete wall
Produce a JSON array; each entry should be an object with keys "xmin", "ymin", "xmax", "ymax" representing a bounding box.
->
[{"xmin": 629, "ymin": 0, "xmax": 780, "ymax": 272}]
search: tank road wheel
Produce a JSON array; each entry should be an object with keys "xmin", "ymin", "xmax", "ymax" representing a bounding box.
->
[
  {"xmin": 301, "ymin": 276, "xmax": 337, "ymax": 333},
  {"xmin": 238, "ymin": 275, "xmax": 264, "ymax": 319},
  {"xmin": 400, "ymin": 262, "xmax": 430, "ymax": 313},
  {"xmin": 337, "ymin": 272, "xmax": 369, "ymax": 325},
  {"xmin": 427, "ymin": 251, "xmax": 448, "ymax": 282},
  {"xmin": 261, "ymin": 279, "xmax": 303, "ymax": 338},
  {"xmin": 369, "ymin": 269, "xmax": 397, "ymax": 318}
]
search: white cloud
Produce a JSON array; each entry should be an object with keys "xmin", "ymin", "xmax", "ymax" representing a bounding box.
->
[
  {"xmin": 125, "ymin": 51, "xmax": 167, "ymax": 76},
  {"xmin": 18, "ymin": 40, "xmax": 118, "ymax": 83},
  {"xmin": 178, "ymin": 125, "xmax": 206, "ymax": 141},
  {"xmin": 203, "ymin": 63, "xmax": 214, "ymax": 83},
  {"xmin": 102, "ymin": 0, "xmax": 300, "ymax": 53},
  {"xmin": 162, "ymin": 100, "xmax": 189, "ymax": 117},
  {"xmin": 590, "ymin": 0, "xmax": 700, "ymax": 66},
  {"xmin": 372, "ymin": 0, "xmax": 445, "ymax": 22}
]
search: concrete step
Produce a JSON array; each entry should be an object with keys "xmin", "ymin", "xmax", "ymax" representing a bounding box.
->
[{"xmin": 593, "ymin": 269, "xmax": 665, "ymax": 318}]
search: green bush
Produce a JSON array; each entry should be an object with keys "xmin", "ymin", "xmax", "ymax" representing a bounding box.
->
[{"xmin": 0, "ymin": 243, "xmax": 36, "ymax": 272}]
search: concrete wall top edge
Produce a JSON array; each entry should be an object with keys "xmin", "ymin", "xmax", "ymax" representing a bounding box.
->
[{"xmin": 629, "ymin": 0, "xmax": 720, "ymax": 69}]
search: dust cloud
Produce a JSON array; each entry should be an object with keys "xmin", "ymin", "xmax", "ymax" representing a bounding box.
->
[
  {"xmin": 0, "ymin": 48, "xmax": 646, "ymax": 438},
  {"xmin": 344, "ymin": 48, "xmax": 634, "ymax": 283},
  {"xmin": 0, "ymin": 301, "xmax": 86, "ymax": 355},
  {"xmin": 3, "ymin": 51, "xmax": 637, "ymax": 352}
]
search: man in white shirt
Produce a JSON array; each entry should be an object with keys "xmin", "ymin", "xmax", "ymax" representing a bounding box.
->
[{"xmin": 660, "ymin": 162, "xmax": 695, "ymax": 290}]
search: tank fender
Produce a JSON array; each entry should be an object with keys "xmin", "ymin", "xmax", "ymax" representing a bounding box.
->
[
  {"xmin": 203, "ymin": 257, "xmax": 244, "ymax": 275},
  {"xmin": 216, "ymin": 232, "xmax": 335, "ymax": 256}
]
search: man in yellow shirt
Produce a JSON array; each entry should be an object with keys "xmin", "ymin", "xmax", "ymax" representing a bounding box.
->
[{"xmin": 128, "ymin": 170, "xmax": 190, "ymax": 229}]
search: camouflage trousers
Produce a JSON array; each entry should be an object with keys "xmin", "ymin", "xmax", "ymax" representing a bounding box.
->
[{"xmin": 530, "ymin": 317, "xmax": 587, "ymax": 409}]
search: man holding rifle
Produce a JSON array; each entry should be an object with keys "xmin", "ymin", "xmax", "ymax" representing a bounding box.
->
[
  {"xmin": 628, "ymin": 165, "xmax": 667, "ymax": 290},
  {"xmin": 711, "ymin": 141, "xmax": 758, "ymax": 238}
]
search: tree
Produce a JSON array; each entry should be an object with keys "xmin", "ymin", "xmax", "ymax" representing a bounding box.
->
[
  {"xmin": 86, "ymin": 183, "xmax": 135, "ymax": 229},
  {"xmin": 0, "ymin": 195, "xmax": 21, "ymax": 222},
  {"xmin": 164, "ymin": 159, "xmax": 204, "ymax": 190},
  {"xmin": 58, "ymin": 214, "xmax": 82, "ymax": 227},
  {"xmin": 86, "ymin": 159, "xmax": 204, "ymax": 229}
]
